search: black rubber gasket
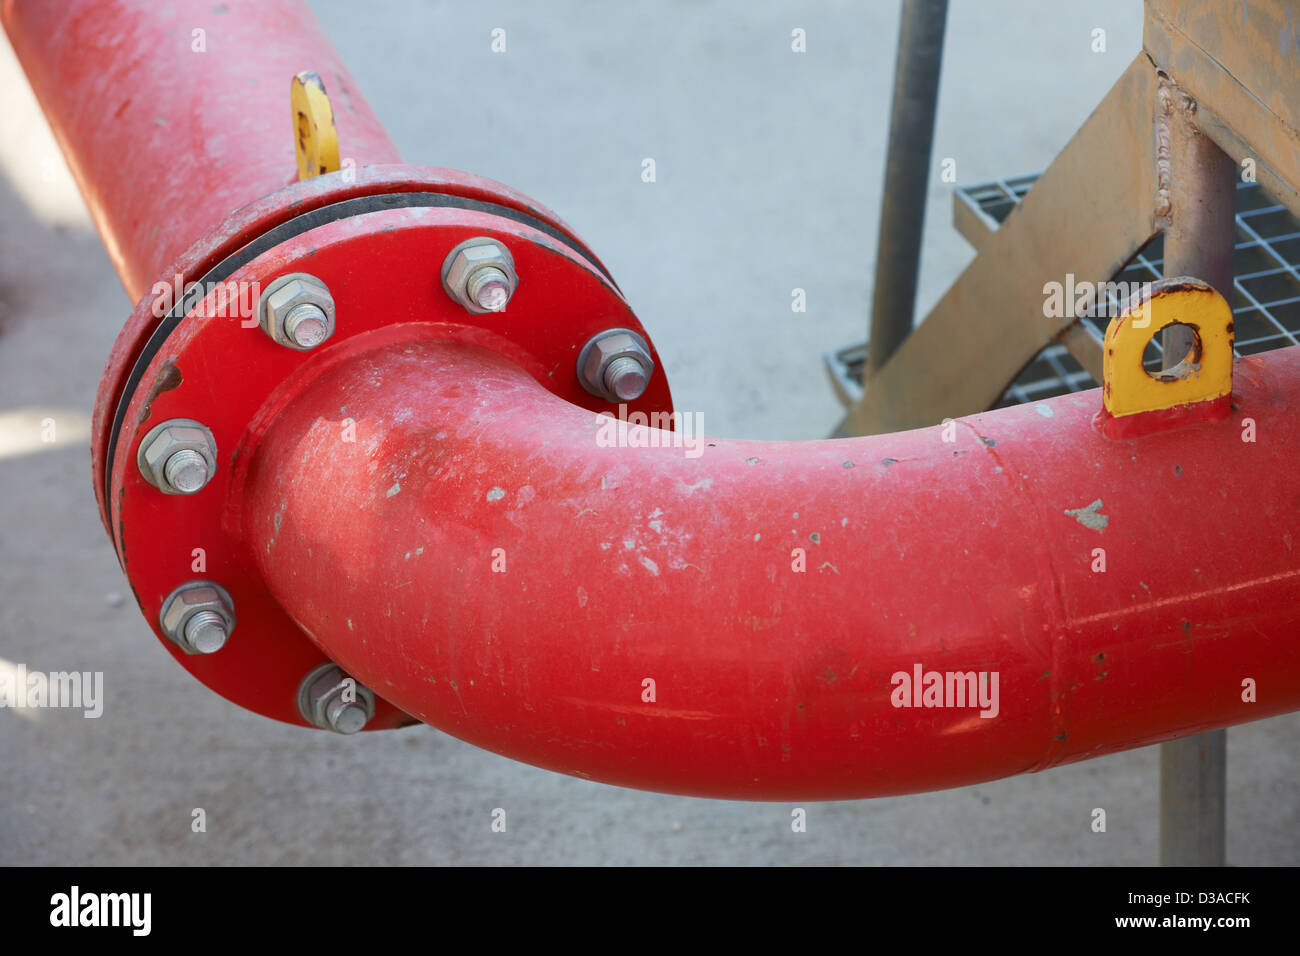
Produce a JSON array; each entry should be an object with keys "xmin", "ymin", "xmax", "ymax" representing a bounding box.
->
[{"xmin": 105, "ymin": 191, "xmax": 615, "ymax": 528}]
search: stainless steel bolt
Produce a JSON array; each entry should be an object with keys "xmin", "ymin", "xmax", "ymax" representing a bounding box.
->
[
  {"xmin": 137, "ymin": 419, "xmax": 218, "ymax": 495},
  {"xmin": 576, "ymin": 328, "xmax": 655, "ymax": 403},
  {"xmin": 325, "ymin": 695, "xmax": 370, "ymax": 734},
  {"xmin": 183, "ymin": 610, "xmax": 229, "ymax": 654},
  {"xmin": 283, "ymin": 302, "xmax": 330, "ymax": 348},
  {"xmin": 297, "ymin": 663, "xmax": 375, "ymax": 735},
  {"xmin": 467, "ymin": 267, "xmax": 511, "ymax": 312},
  {"xmin": 159, "ymin": 581, "xmax": 235, "ymax": 655},
  {"xmin": 162, "ymin": 448, "xmax": 211, "ymax": 494},
  {"xmin": 441, "ymin": 238, "xmax": 518, "ymax": 314},
  {"xmin": 258, "ymin": 273, "xmax": 336, "ymax": 351},
  {"xmin": 603, "ymin": 356, "xmax": 649, "ymax": 401}
]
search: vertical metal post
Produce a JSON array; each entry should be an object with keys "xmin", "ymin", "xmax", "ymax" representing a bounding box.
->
[
  {"xmin": 1158, "ymin": 84, "xmax": 1235, "ymax": 867},
  {"xmin": 1160, "ymin": 733, "xmax": 1227, "ymax": 865},
  {"xmin": 866, "ymin": 0, "xmax": 949, "ymax": 375}
]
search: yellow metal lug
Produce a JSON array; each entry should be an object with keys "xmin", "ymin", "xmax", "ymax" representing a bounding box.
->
[
  {"xmin": 291, "ymin": 70, "xmax": 340, "ymax": 180},
  {"xmin": 1102, "ymin": 276, "xmax": 1233, "ymax": 418}
]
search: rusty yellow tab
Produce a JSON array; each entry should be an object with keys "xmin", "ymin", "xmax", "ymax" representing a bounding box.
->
[
  {"xmin": 291, "ymin": 70, "xmax": 340, "ymax": 180},
  {"xmin": 1102, "ymin": 276, "xmax": 1233, "ymax": 418}
]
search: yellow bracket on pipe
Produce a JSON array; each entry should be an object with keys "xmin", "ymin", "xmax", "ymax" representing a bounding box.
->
[
  {"xmin": 1103, "ymin": 276, "xmax": 1233, "ymax": 418},
  {"xmin": 291, "ymin": 71, "xmax": 340, "ymax": 180}
]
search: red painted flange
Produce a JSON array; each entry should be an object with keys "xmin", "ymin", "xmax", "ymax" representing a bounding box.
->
[
  {"xmin": 108, "ymin": 195, "xmax": 672, "ymax": 728},
  {"xmin": 92, "ymin": 164, "xmax": 624, "ymax": 539}
]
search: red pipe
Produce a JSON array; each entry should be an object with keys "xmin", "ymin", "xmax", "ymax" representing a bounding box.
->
[
  {"xmin": 241, "ymin": 333, "xmax": 1300, "ymax": 799},
  {"xmin": 9, "ymin": 0, "xmax": 1300, "ymax": 800},
  {"xmin": 1, "ymin": 0, "xmax": 402, "ymax": 299}
]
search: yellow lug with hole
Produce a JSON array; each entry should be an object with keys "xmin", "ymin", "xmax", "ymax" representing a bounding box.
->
[
  {"xmin": 1102, "ymin": 276, "xmax": 1233, "ymax": 418},
  {"xmin": 291, "ymin": 70, "xmax": 340, "ymax": 180}
]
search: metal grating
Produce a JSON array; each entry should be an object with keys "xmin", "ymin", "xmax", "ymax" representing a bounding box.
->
[{"xmin": 976, "ymin": 177, "xmax": 1300, "ymax": 407}]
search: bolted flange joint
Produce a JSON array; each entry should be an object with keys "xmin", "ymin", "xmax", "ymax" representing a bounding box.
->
[
  {"xmin": 137, "ymin": 418, "xmax": 218, "ymax": 495},
  {"xmin": 441, "ymin": 237, "xmax": 518, "ymax": 314},
  {"xmin": 576, "ymin": 328, "xmax": 655, "ymax": 403},
  {"xmin": 258, "ymin": 272, "xmax": 336, "ymax": 351},
  {"xmin": 297, "ymin": 662, "xmax": 376, "ymax": 734},
  {"xmin": 159, "ymin": 581, "xmax": 236, "ymax": 655}
]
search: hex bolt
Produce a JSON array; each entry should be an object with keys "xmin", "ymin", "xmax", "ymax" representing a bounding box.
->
[
  {"xmin": 576, "ymin": 328, "xmax": 655, "ymax": 403},
  {"xmin": 258, "ymin": 273, "xmax": 336, "ymax": 351},
  {"xmin": 297, "ymin": 662, "xmax": 376, "ymax": 735},
  {"xmin": 441, "ymin": 238, "xmax": 518, "ymax": 314},
  {"xmin": 159, "ymin": 581, "xmax": 235, "ymax": 655},
  {"xmin": 137, "ymin": 419, "xmax": 218, "ymax": 495}
]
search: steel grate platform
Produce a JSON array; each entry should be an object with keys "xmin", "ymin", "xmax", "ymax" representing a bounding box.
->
[{"xmin": 962, "ymin": 177, "xmax": 1300, "ymax": 407}]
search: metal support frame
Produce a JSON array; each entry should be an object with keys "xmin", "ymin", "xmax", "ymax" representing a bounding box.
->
[
  {"xmin": 942, "ymin": 176, "xmax": 1300, "ymax": 405},
  {"xmin": 834, "ymin": 52, "xmax": 1160, "ymax": 436},
  {"xmin": 1144, "ymin": 0, "xmax": 1300, "ymax": 224},
  {"xmin": 837, "ymin": 0, "xmax": 1300, "ymax": 436}
]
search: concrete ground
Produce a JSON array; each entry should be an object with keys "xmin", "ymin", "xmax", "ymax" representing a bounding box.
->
[{"xmin": 2, "ymin": 0, "xmax": 1296, "ymax": 865}]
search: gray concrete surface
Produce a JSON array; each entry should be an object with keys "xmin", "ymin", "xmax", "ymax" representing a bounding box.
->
[{"xmin": 2, "ymin": 0, "xmax": 1297, "ymax": 865}]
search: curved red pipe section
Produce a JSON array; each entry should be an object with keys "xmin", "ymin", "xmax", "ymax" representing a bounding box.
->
[
  {"xmin": 241, "ymin": 332, "xmax": 1300, "ymax": 799},
  {"xmin": 1, "ymin": 0, "xmax": 402, "ymax": 299}
]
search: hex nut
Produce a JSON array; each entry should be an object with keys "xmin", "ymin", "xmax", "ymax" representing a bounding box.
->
[
  {"xmin": 136, "ymin": 419, "xmax": 218, "ymax": 495},
  {"xmin": 259, "ymin": 273, "xmax": 336, "ymax": 351},
  {"xmin": 441, "ymin": 238, "xmax": 518, "ymax": 314},
  {"xmin": 576, "ymin": 329, "xmax": 655, "ymax": 403},
  {"xmin": 297, "ymin": 662, "xmax": 376, "ymax": 735},
  {"xmin": 158, "ymin": 581, "xmax": 235, "ymax": 655}
]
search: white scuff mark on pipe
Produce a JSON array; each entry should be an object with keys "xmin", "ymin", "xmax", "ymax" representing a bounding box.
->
[{"xmin": 1064, "ymin": 498, "xmax": 1108, "ymax": 532}]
